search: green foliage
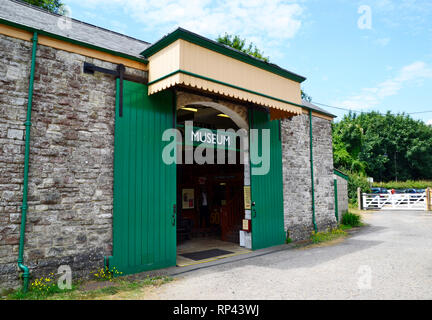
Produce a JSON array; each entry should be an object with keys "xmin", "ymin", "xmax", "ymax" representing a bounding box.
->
[
  {"xmin": 6, "ymin": 276, "xmax": 173, "ymax": 300},
  {"xmin": 333, "ymin": 133, "xmax": 366, "ymax": 174},
  {"xmin": 216, "ymin": 33, "xmax": 269, "ymax": 62},
  {"xmin": 216, "ymin": 33, "xmax": 312, "ymax": 103},
  {"xmin": 333, "ymin": 111, "xmax": 432, "ymax": 182},
  {"xmin": 373, "ymin": 180, "xmax": 432, "ymax": 189},
  {"xmin": 8, "ymin": 277, "xmax": 76, "ymax": 300},
  {"xmin": 285, "ymin": 231, "xmax": 293, "ymax": 244},
  {"xmin": 301, "ymin": 90, "xmax": 312, "ymax": 102},
  {"xmin": 20, "ymin": 0, "xmax": 66, "ymax": 14},
  {"xmin": 310, "ymin": 228, "xmax": 347, "ymax": 244},
  {"xmin": 341, "ymin": 212, "xmax": 362, "ymax": 227},
  {"xmin": 92, "ymin": 266, "xmax": 123, "ymax": 282},
  {"xmin": 347, "ymin": 170, "xmax": 371, "ymax": 203}
]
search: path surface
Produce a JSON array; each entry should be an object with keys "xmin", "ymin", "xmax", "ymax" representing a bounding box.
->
[{"xmin": 135, "ymin": 211, "xmax": 432, "ymax": 300}]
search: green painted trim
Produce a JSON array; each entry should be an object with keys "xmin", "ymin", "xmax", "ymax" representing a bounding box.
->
[
  {"xmin": 18, "ymin": 32, "xmax": 38, "ymax": 293},
  {"xmin": 0, "ymin": 18, "xmax": 148, "ymax": 64},
  {"xmin": 247, "ymin": 107, "xmax": 258, "ymax": 250},
  {"xmin": 302, "ymin": 105, "xmax": 336, "ymax": 119},
  {"xmin": 309, "ymin": 110, "xmax": 317, "ymax": 233},
  {"xmin": 149, "ymin": 69, "xmax": 304, "ymax": 111},
  {"xmin": 141, "ymin": 28, "xmax": 306, "ymax": 83},
  {"xmin": 334, "ymin": 169, "xmax": 349, "ymax": 181},
  {"xmin": 173, "ymin": 89, "xmax": 177, "ymax": 230},
  {"xmin": 150, "ymin": 69, "xmax": 334, "ymax": 119},
  {"xmin": 334, "ymin": 179, "xmax": 339, "ymax": 222},
  {"xmin": 108, "ymin": 78, "xmax": 121, "ymax": 271}
]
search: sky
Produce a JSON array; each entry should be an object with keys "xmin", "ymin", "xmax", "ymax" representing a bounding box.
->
[{"xmin": 64, "ymin": 0, "xmax": 432, "ymax": 124}]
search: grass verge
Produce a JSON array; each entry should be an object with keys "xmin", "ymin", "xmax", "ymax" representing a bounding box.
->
[
  {"xmin": 4, "ymin": 275, "xmax": 173, "ymax": 300},
  {"xmin": 309, "ymin": 211, "xmax": 366, "ymax": 244},
  {"xmin": 310, "ymin": 228, "xmax": 348, "ymax": 244}
]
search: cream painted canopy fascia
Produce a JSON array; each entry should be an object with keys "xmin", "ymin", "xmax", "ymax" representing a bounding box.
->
[{"xmin": 142, "ymin": 30, "xmax": 306, "ymax": 120}]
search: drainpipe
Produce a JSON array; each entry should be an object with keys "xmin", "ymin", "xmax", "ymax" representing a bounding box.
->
[
  {"xmin": 18, "ymin": 32, "xmax": 38, "ymax": 293},
  {"xmin": 309, "ymin": 110, "xmax": 318, "ymax": 233},
  {"xmin": 334, "ymin": 179, "xmax": 339, "ymax": 223}
]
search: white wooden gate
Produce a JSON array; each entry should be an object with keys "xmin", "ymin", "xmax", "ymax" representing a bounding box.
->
[{"xmin": 362, "ymin": 193, "xmax": 427, "ymax": 210}]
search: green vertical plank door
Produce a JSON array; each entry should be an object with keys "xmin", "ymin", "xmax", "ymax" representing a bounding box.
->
[
  {"xmin": 250, "ymin": 109, "xmax": 285, "ymax": 250},
  {"xmin": 111, "ymin": 80, "xmax": 176, "ymax": 275}
]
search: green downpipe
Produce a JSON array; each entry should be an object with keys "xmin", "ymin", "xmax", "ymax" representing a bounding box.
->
[
  {"xmin": 18, "ymin": 32, "xmax": 38, "ymax": 293},
  {"xmin": 334, "ymin": 179, "xmax": 339, "ymax": 222},
  {"xmin": 104, "ymin": 78, "xmax": 121, "ymax": 273},
  {"xmin": 309, "ymin": 110, "xmax": 317, "ymax": 233}
]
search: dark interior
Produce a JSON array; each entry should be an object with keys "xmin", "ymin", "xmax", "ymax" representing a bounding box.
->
[{"xmin": 176, "ymin": 104, "xmax": 245, "ymax": 245}]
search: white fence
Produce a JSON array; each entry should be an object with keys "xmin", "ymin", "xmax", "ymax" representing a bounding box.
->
[{"xmin": 362, "ymin": 193, "xmax": 427, "ymax": 210}]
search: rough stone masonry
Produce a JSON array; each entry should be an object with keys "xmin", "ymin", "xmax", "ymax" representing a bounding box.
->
[
  {"xmin": 281, "ymin": 114, "xmax": 337, "ymax": 241},
  {"xmin": 0, "ymin": 34, "xmax": 144, "ymax": 289},
  {"xmin": 0, "ymin": 34, "xmax": 336, "ymax": 289}
]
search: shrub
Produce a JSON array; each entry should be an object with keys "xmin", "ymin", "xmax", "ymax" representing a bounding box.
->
[
  {"xmin": 346, "ymin": 170, "xmax": 371, "ymax": 204},
  {"xmin": 373, "ymin": 180, "xmax": 432, "ymax": 190},
  {"xmin": 341, "ymin": 212, "xmax": 361, "ymax": 227}
]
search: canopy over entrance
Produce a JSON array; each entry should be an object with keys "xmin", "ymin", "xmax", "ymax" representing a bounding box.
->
[{"xmin": 141, "ymin": 28, "xmax": 306, "ymax": 120}]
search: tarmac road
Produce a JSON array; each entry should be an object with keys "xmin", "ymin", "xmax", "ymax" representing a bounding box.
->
[{"xmin": 142, "ymin": 210, "xmax": 432, "ymax": 300}]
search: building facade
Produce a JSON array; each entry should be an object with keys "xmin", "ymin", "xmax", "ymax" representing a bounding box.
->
[
  {"xmin": 334, "ymin": 169, "xmax": 349, "ymax": 224},
  {"xmin": 0, "ymin": 0, "xmax": 340, "ymax": 290}
]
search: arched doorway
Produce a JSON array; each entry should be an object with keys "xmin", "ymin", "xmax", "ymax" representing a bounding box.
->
[{"xmin": 175, "ymin": 98, "xmax": 251, "ymax": 264}]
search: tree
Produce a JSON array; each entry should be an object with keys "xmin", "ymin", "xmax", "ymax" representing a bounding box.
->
[
  {"xmin": 21, "ymin": 0, "xmax": 66, "ymax": 14},
  {"xmin": 332, "ymin": 111, "xmax": 432, "ymax": 182},
  {"xmin": 216, "ymin": 33, "xmax": 269, "ymax": 62},
  {"xmin": 217, "ymin": 33, "xmax": 312, "ymax": 102},
  {"xmin": 301, "ymin": 90, "xmax": 312, "ymax": 102}
]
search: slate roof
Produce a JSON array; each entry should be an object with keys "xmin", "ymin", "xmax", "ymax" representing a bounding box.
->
[
  {"xmin": 1, "ymin": 0, "xmax": 335, "ymax": 118},
  {"xmin": 0, "ymin": 0, "xmax": 150, "ymax": 58},
  {"xmin": 302, "ymin": 100, "xmax": 336, "ymax": 118}
]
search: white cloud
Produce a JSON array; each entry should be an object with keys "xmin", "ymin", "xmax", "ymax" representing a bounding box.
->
[
  {"xmin": 427, "ymin": 119, "xmax": 432, "ymax": 126},
  {"xmin": 367, "ymin": 0, "xmax": 432, "ymax": 34},
  {"xmin": 69, "ymin": 0, "xmax": 304, "ymax": 45},
  {"xmin": 374, "ymin": 37, "xmax": 390, "ymax": 46},
  {"xmin": 335, "ymin": 61, "xmax": 432, "ymax": 110}
]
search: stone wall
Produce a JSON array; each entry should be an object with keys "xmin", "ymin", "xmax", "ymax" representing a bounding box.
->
[
  {"xmin": 0, "ymin": 32, "xmax": 337, "ymax": 289},
  {"xmin": 0, "ymin": 34, "xmax": 145, "ymax": 289},
  {"xmin": 335, "ymin": 174, "xmax": 349, "ymax": 224},
  {"xmin": 281, "ymin": 113, "xmax": 337, "ymax": 241},
  {"xmin": 281, "ymin": 114, "xmax": 313, "ymax": 241},
  {"xmin": 312, "ymin": 116, "xmax": 337, "ymax": 231}
]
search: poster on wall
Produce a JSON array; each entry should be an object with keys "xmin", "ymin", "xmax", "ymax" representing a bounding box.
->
[
  {"xmin": 182, "ymin": 188, "xmax": 195, "ymax": 209},
  {"xmin": 244, "ymin": 186, "xmax": 251, "ymax": 210}
]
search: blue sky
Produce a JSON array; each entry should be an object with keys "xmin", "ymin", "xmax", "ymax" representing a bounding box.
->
[{"xmin": 65, "ymin": 0, "xmax": 432, "ymax": 124}]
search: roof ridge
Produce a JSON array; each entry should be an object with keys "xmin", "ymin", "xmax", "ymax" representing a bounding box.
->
[{"xmin": 7, "ymin": 0, "xmax": 150, "ymax": 45}]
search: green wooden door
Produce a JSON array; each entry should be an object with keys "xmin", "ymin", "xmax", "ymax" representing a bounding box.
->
[
  {"xmin": 250, "ymin": 109, "xmax": 285, "ymax": 250},
  {"xmin": 110, "ymin": 80, "xmax": 176, "ymax": 275}
]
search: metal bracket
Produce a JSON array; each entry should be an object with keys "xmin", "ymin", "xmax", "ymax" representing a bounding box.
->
[
  {"xmin": 83, "ymin": 62, "xmax": 149, "ymax": 117},
  {"xmin": 83, "ymin": 62, "xmax": 118, "ymax": 76},
  {"xmin": 83, "ymin": 62, "xmax": 148, "ymax": 83},
  {"xmin": 117, "ymin": 64, "xmax": 125, "ymax": 117}
]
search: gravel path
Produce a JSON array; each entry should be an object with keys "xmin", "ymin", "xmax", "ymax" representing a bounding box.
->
[{"xmin": 143, "ymin": 211, "xmax": 432, "ymax": 300}]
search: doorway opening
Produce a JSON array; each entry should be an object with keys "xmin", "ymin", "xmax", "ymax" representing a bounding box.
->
[{"xmin": 176, "ymin": 102, "xmax": 250, "ymax": 265}]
